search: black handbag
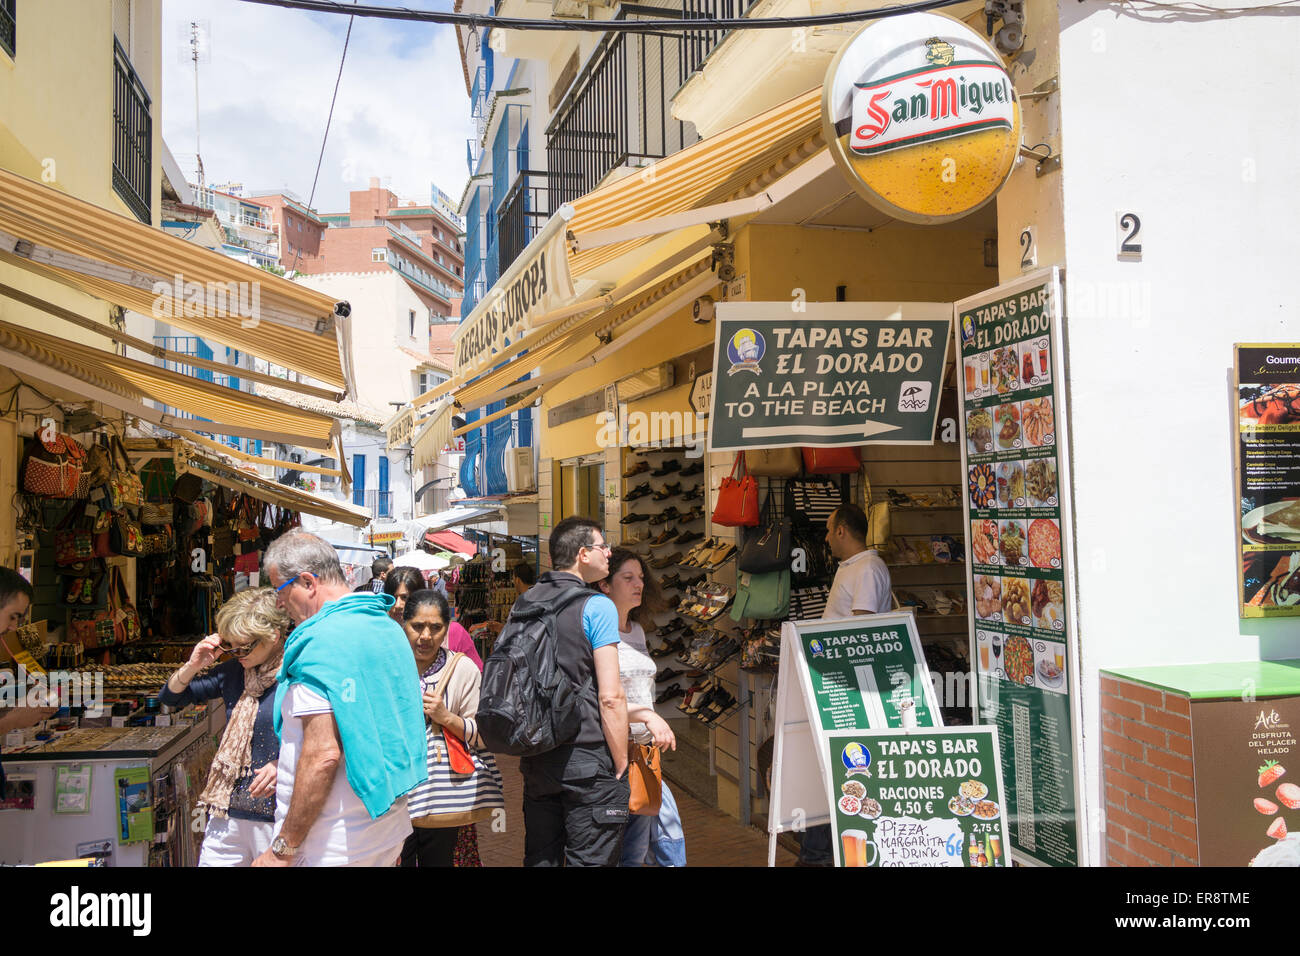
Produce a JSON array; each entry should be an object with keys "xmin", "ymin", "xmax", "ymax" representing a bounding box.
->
[{"xmin": 739, "ymin": 496, "xmax": 794, "ymax": 574}]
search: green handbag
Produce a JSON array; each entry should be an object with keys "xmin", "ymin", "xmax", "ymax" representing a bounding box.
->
[{"xmin": 730, "ymin": 569, "xmax": 791, "ymax": 622}]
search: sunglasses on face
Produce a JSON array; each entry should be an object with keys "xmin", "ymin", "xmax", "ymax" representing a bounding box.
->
[{"xmin": 219, "ymin": 640, "xmax": 263, "ymax": 659}]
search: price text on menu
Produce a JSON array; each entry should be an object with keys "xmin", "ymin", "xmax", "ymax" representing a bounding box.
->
[
  {"xmin": 956, "ymin": 276, "xmax": 1079, "ymax": 867},
  {"xmin": 826, "ymin": 727, "xmax": 1010, "ymax": 867}
]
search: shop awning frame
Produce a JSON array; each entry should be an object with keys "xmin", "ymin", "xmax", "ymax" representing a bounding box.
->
[
  {"xmin": 0, "ymin": 313, "xmax": 339, "ymax": 451},
  {"xmin": 180, "ymin": 450, "xmax": 371, "ymax": 528},
  {"xmin": 0, "ymin": 168, "xmax": 355, "ymax": 395}
]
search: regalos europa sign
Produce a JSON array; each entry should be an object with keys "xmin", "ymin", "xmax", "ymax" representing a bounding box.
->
[{"xmin": 823, "ymin": 14, "xmax": 1021, "ymax": 224}]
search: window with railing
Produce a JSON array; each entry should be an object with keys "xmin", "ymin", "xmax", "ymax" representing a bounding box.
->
[
  {"xmin": 546, "ymin": 10, "xmax": 699, "ymax": 210},
  {"xmin": 112, "ymin": 37, "xmax": 152, "ymax": 223},
  {"xmin": 497, "ymin": 170, "xmax": 549, "ymax": 277},
  {"xmin": 1, "ymin": 0, "xmax": 15, "ymax": 58}
]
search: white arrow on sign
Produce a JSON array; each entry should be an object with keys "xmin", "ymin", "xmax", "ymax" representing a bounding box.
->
[{"xmin": 741, "ymin": 421, "xmax": 902, "ymax": 439}]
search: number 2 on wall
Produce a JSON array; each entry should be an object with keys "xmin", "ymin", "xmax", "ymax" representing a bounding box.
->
[
  {"xmin": 1117, "ymin": 212, "xmax": 1142, "ymax": 259},
  {"xmin": 1019, "ymin": 227, "xmax": 1037, "ymax": 271}
]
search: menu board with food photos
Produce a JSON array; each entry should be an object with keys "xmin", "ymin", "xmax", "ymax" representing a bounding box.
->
[
  {"xmin": 1234, "ymin": 344, "xmax": 1300, "ymax": 617},
  {"xmin": 825, "ymin": 727, "xmax": 1010, "ymax": 867},
  {"xmin": 954, "ymin": 268, "xmax": 1083, "ymax": 867}
]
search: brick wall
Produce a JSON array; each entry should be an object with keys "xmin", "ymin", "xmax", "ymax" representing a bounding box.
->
[{"xmin": 1101, "ymin": 675, "xmax": 1198, "ymax": 866}]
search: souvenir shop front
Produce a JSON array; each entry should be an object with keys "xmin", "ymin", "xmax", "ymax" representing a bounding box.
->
[
  {"xmin": 0, "ymin": 403, "xmax": 368, "ymax": 865},
  {"xmin": 0, "ymin": 167, "xmax": 361, "ymax": 864}
]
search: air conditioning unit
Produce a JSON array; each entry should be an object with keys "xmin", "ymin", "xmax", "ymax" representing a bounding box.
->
[{"xmin": 506, "ymin": 447, "xmax": 536, "ymax": 492}]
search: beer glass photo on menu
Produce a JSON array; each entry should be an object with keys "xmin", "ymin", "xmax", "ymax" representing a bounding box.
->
[{"xmin": 840, "ymin": 829, "xmax": 877, "ymax": 867}]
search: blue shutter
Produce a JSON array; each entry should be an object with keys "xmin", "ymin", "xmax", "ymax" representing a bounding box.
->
[
  {"xmin": 460, "ymin": 409, "xmax": 481, "ymax": 497},
  {"xmin": 353, "ymin": 454, "xmax": 366, "ymax": 507},
  {"xmin": 378, "ymin": 456, "xmax": 391, "ymax": 517}
]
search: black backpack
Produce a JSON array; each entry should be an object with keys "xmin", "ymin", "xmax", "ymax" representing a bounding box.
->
[{"xmin": 476, "ymin": 583, "xmax": 594, "ymax": 756}]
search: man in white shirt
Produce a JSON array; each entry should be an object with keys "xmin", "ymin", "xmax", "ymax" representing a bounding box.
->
[
  {"xmin": 801, "ymin": 503, "xmax": 892, "ymax": 865},
  {"xmin": 823, "ymin": 504, "xmax": 892, "ymax": 619}
]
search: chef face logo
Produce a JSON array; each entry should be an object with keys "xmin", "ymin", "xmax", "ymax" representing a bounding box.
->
[
  {"xmin": 726, "ymin": 328, "xmax": 765, "ymax": 376},
  {"xmin": 842, "ymin": 742, "xmax": 873, "ymax": 776},
  {"xmin": 961, "ymin": 313, "xmax": 976, "ymax": 345},
  {"xmin": 809, "ymin": 638, "xmax": 826, "ymax": 657}
]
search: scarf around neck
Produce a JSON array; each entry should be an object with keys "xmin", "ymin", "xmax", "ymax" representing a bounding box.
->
[{"xmin": 198, "ymin": 646, "xmax": 282, "ymax": 818}]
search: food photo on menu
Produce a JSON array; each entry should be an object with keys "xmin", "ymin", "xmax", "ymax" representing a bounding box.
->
[
  {"xmin": 991, "ymin": 346, "xmax": 1019, "ymax": 394},
  {"xmin": 1024, "ymin": 457, "xmax": 1058, "ymax": 507},
  {"xmin": 974, "ymin": 574, "xmax": 1002, "ymax": 622},
  {"xmin": 996, "ymin": 460, "xmax": 1025, "ymax": 509},
  {"xmin": 1027, "ymin": 517, "xmax": 1062, "ymax": 570},
  {"xmin": 1021, "ymin": 395, "xmax": 1055, "ymax": 447},
  {"xmin": 971, "ymin": 518, "xmax": 999, "ymax": 565},
  {"xmin": 998, "ymin": 519, "xmax": 1028, "ymax": 567},
  {"xmin": 968, "ymin": 462, "xmax": 996, "ymax": 509},
  {"xmin": 1031, "ymin": 578, "xmax": 1066, "ymax": 631},
  {"xmin": 967, "ymin": 408, "xmax": 994, "ymax": 455},
  {"xmin": 1000, "ymin": 576, "xmax": 1032, "ymax": 627},
  {"xmin": 995, "ymin": 402, "xmax": 1022, "ymax": 450}
]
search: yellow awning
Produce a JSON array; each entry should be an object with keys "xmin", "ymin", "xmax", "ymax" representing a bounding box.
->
[
  {"xmin": 565, "ymin": 88, "xmax": 824, "ymax": 279},
  {"xmin": 0, "ymin": 168, "xmax": 352, "ymax": 394},
  {"xmin": 180, "ymin": 451, "xmax": 371, "ymax": 528},
  {"xmin": 0, "ymin": 316, "xmax": 338, "ymax": 451}
]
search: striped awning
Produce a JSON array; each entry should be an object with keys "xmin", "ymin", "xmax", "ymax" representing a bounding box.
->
[
  {"xmin": 0, "ymin": 316, "xmax": 338, "ymax": 451},
  {"xmin": 0, "ymin": 167, "xmax": 353, "ymax": 394}
]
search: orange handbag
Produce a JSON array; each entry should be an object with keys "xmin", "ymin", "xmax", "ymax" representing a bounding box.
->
[
  {"xmin": 628, "ymin": 741, "xmax": 662, "ymax": 816},
  {"xmin": 711, "ymin": 453, "xmax": 760, "ymax": 527},
  {"xmin": 801, "ymin": 446, "xmax": 862, "ymax": 474}
]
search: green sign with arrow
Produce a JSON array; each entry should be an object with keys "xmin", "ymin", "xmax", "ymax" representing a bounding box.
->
[{"xmin": 707, "ymin": 302, "xmax": 951, "ymax": 452}]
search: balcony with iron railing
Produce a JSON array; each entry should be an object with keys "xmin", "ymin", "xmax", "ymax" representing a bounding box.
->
[
  {"xmin": 1, "ymin": 0, "xmax": 15, "ymax": 58},
  {"xmin": 352, "ymin": 489, "xmax": 394, "ymax": 518},
  {"xmin": 496, "ymin": 170, "xmax": 550, "ymax": 277},
  {"xmin": 112, "ymin": 37, "xmax": 152, "ymax": 224},
  {"xmin": 545, "ymin": 9, "xmax": 700, "ymax": 210}
]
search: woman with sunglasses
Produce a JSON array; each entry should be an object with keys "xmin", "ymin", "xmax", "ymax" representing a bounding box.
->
[{"xmin": 159, "ymin": 587, "xmax": 290, "ymax": 866}]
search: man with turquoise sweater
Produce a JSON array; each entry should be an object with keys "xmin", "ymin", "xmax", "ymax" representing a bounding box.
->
[{"xmin": 252, "ymin": 533, "xmax": 428, "ymax": 867}]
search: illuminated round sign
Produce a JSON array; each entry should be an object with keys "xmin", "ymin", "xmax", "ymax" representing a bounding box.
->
[{"xmin": 822, "ymin": 13, "xmax": 1021, "ymax": 224}]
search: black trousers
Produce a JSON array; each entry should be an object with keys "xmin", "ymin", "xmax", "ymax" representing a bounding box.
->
[
  {"xmin": 520, "ymin": 743, "xmax": 630, "ymax": 867},
  {"xmin": 400, "ymin": 826, "xmax": 459, "ymax": 867}
]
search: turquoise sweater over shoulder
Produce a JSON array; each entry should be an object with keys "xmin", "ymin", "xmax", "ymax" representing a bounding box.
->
[{"xmin": 273, "ymin": 592, "xmax": 428, "ymax": 819}]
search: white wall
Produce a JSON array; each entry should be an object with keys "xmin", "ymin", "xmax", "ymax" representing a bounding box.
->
[
  {"xmin": 1057, "ymin": 0, "xmax": 1300, "ymax": 864},
  {"xmin": 294, "ymin": 271, "xmax": 429, "ymax": 411}
]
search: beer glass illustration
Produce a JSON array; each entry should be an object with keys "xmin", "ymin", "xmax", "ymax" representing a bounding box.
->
[{"xmin": 840, "ymin": 829, "xmax": 878, "ymax": 867}]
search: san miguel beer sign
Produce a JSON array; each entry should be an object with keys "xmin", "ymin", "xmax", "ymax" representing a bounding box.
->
[{"xmin": 824, "ymin": 15, "xmax": 1021, "ymax": 224}]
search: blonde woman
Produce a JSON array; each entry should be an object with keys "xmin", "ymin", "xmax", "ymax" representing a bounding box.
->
[{"xmin": 159, "ymin": 587, "xmax": 290, "ymax": 866}]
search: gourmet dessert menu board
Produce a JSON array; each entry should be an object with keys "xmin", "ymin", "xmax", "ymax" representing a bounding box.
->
[
  {"xmin": 955, "ymin": 268, "xmax": 1084, "ymax": 867},
  {"xmin": 1234, "ymin": 345, "xmax": 1300, "ymax": 617},
  {"xmin": 825, "ymin": 727, "xmax": 1010, "ymax": 867}
]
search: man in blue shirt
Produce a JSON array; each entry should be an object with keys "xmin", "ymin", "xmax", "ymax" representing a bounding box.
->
[{"xmin": 519, "ymin": 516, "xmax": 629, "ymax": 866}]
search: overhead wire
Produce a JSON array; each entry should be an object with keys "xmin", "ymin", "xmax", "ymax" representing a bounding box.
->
[{"xmin": 237, "ymin": 0, "xmax": 973, "ymax": 32}]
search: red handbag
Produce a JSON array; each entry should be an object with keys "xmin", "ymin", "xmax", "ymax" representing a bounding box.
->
[
  {"xmin": 22, "ymin": 431, "xmax": 87, "ymax": 498},
  {"xmin": 802, "ymin": 446, "xmax": 862, "ymax": 474},
  {"xmin": 711, "ymin": 453, "xmax": 760, "ymax": 527}
]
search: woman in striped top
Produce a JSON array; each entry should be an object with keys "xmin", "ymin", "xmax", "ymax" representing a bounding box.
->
[{"xmin": 399, "ymin": 589, "xmax": 503, "ymax": 867}]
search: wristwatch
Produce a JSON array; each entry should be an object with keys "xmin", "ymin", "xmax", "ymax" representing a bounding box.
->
[{"xmin": 270, "ymin": 835, "xmax": 298, "ymax": 859}]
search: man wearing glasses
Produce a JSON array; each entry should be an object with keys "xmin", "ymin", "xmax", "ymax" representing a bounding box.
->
[
  {"xmin": 515, "ymin": 516, "xmax": 630, "ymax": 866},
  {"xmin": 252, "ymin": 533, "xmax": 427, "ymax": 867}
]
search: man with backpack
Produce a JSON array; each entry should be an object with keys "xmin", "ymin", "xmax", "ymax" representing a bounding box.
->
[{"xmin": 477, "ymin": 516, "xmax": 629, "ymax": 866}]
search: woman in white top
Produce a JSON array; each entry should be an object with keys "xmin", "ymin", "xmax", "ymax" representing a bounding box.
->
[{"xmin": 597, "ymin": 548, "xmax": 687, "ymax": 867}]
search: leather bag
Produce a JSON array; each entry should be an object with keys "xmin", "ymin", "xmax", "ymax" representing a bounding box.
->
[
  {"xmin": 104, "ymin": 435, "xmax": 145, "ymax": 511},
  {"xmin": 745, "ymin": 447, "xmax": 802, "ymax": 478},
  {"xmin": 711, "ymin": 453, "xmax": 760, "ymax": 528},
  {"xmin": 730, "ymin": 569, "xmax": 791, "ymax": 622},
  {"xmin": 738, "ymin": 496, "xmax": 794, "ymax": 574},
  {"xmin": 628, "ymin": 741, "xmax": 663, "ymax": 816},
  {"xmin": 801, "ymin": 446, "xmax": 861, "ymax": 474}
]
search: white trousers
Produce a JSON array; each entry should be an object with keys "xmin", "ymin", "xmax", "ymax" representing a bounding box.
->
[{"xmin": 198, "ymin": 814, "xmax": 275, "ymax": 867}]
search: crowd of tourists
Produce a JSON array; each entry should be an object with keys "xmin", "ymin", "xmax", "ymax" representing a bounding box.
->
[{"xmin": 161, "ymin": 517, "xmax": 687, "ymax": 867}]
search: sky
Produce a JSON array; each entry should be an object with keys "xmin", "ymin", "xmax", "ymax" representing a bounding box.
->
[{"xmin": 161, "ymin": 0, "xmax": 472, "ymax": 217}]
